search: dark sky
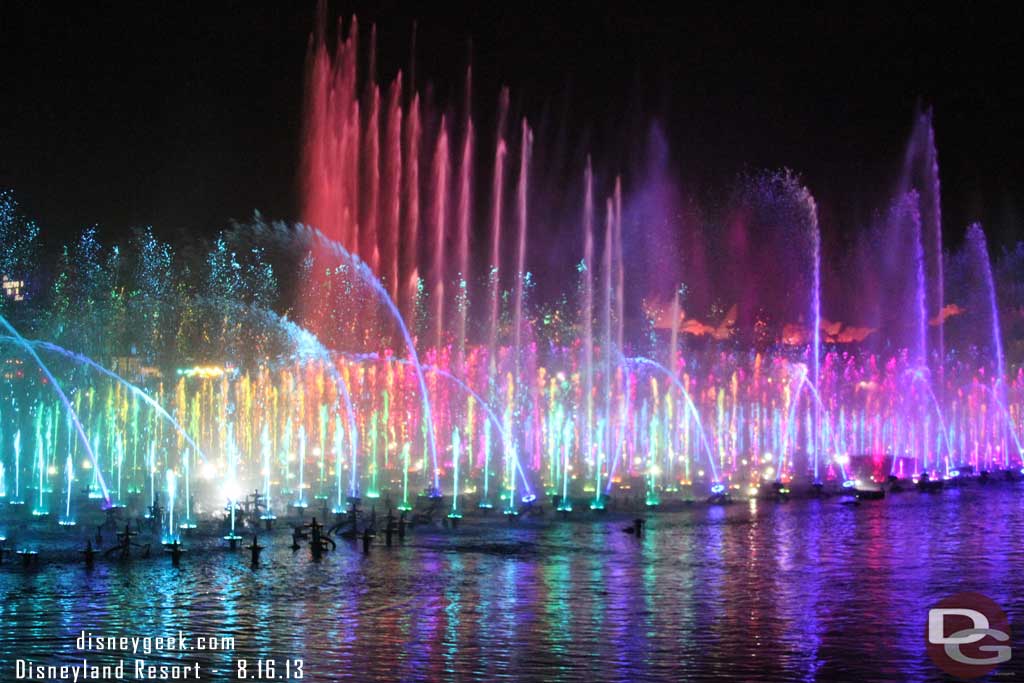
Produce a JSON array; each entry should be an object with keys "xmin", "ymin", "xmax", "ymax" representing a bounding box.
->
[{"xmin": 2, "ymin": 2, "xmax": 1022, "ymax": 248}]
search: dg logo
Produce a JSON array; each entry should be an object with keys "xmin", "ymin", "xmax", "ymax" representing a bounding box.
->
[{"xmin": 927, "ymin": 591, "xmax": 1012, "ymax": 679}]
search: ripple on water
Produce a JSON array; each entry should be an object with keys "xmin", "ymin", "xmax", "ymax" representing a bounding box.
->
[{"xmin": 1, "ymin": 488, "xmax": 1023, "ymax": 681}]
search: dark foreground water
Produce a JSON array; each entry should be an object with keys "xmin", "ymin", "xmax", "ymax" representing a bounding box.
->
[{"xmin": 1, "ymin": 486, "xmax": 1022, "ymax": 682}]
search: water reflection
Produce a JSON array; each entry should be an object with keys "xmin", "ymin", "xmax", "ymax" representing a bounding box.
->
[{"xmin": 1, "ymin": 488, "xmax": 1022, "ymax": 681}]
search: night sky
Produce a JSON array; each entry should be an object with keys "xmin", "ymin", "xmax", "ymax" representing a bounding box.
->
[{"xmin": 2, "ymin": 2, "xmax": 1022, "ymax": 249}]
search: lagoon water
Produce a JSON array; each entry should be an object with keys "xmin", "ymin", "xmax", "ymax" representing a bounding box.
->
[{"xmin": 1, "ymin": 486, "xmax": 1022, "ymax": 682}]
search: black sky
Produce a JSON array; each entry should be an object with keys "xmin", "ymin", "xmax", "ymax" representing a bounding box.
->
[{"xmin": 2, "ymin": 2, "xmax": 1022, "ymax": 248}]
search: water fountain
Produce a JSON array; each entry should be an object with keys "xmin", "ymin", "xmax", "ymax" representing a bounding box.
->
[{"xmin": 0, "ymin": 16, "xmax": 1021, "ymax": 555}]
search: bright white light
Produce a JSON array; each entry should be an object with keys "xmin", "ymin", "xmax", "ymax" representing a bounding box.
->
[
  {"xmin": 200, "ymin": 462, "xmax": 217, "ymax": 481},
  {"xmin": 223, "ymin": 480, "xmax": 242, "ymax": 503}
]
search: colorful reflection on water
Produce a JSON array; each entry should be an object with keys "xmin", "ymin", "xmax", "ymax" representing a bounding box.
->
[{"xmin": 1, "ymin": 487, "xmax": 1022, "ymax": 681}]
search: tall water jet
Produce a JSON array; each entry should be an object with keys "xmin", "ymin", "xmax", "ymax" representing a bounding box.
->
[
  {"xmin": 511, "ymin": 119, "xmax": 532, "ymax": 423},
  {"xmin": 382, "ymin": 74, "xmax": 403, "ymax": 303},
  {"xmin": 402, "ymin": 94, "xmax": 421, "ymax": 320},
  {"xmin": 32, "ymin": 410, "xmax": 47, "ymax": 516},
  {"xmin": 316, "ymin": 404, "xmax": 328, "ymax": 500},
  {"xmin": 913, "ymin": 197, "xmax": 929, "ymax": 368},
  {"xmin": 581, "ymin": 158, "xmax": 595, "ymax": 486},
  {"xmin": 431, "ymin": 117, "xmax": 450, "ymax": 351},
  {"xmin": 487, "ymin": 89, "xmax": 510, "ymax": 375},
  {"xmin": 11, "ymin": 429, "xmax": 21, "ymax": 504},
  {"xmin": 164, "ymin": 469, "xmax": 177, "ymax": 544},
  {"xmin": 613, "ymin": 179, "xmax": 624, "ymax": 356},
  {"xmin": 666, "ymin": 282, "xmax": 682, "ymax": 366},
  {"xmin": 482, "ymin": 88, "xmax": 509, "ymax": 510},
  {"xmin": 594, "ymin": 197, "xmax": 614, "ymax": 510},
  {"xmin": 257, "ymin": 424, "xmax": 273, "ymax": 521},
  {"xmin": 399, "ymin": 441, "xmax": 411, "ymax": 510},
  {"xmin": 808, "ymin": 193, "xmax": 822, "ymax": 482},
  {"xmin": 361, "ymin": 35, "xmax": 380, "ymax": 274},
  {"xmin": 333, "ymin": 414, "xmax": 347, "ymax": 511},
  {"xmin": 181, "ymin": 448, "xmax": 196, "ymax": 529},
  {"xmin": 146, "ymin": 441, "xmax": 156, "ymax": 512},
  {"xmin": 454, "ymin": 68, "xmax": 473, "ymax": 374},
  {"xmin": 224, "ymin": 422, "xmax": 242, "ymax": 546},
  {"xmin": 449, "ymin": 427, "xmax": 462, "ymax": 519},
  {"xmin": 612, "ymin": 178, "xmax": 626, "ymax": 486},
  {"xmin": 301, "ymin": 11, "xmax": 360, "ymax": 257},
  {"xmin": 967, "ymin": 223, "xmax": 1010, "ymax": 465},
  {"xmin": 0, "ymin": 408, "xmax": 5, "ymax": 500},
  {"xmin": 507, "ymin": 116, "xmax": 532, "ymax": 507},
  {"xmin": 899, "ymin": 108, "xmax": 945, "ymax": 369},
  {"xmin": 924, "ymin": 113, "xmax": 944, "ymax": 369},
  {"xmin": 60, "ymin": 447, "xmax": 74, "ymax": 526},
  {"xmin": 294, "ymin": 425, "xmax": 308, "ymax": 508}
]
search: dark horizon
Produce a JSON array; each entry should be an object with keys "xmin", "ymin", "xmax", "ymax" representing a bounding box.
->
[{"xmin": 2, "ymin": 2, "xmax": 1022, "ymax": 250}]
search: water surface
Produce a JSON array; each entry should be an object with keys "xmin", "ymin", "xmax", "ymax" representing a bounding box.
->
[{"xmin": 1, "ymin": 487, "xmax": 1022, "ymax": 681}]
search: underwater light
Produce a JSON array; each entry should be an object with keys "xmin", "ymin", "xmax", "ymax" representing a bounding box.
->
[
  {"xmin": 200, "ymin": 462, "xmax": 217, "ymax": 481},
  {"xmin": 223, "ymin": 480, "xmax": 242, "ymax": 503},
  {"xmin": 710, "ymin": 483, "xmax": 725, "ymax": 494},
  {"xmin": 949, "ymin": 469, "xmax": 960, "ymax": 477},
  {"xmin": 842, "ymin": 480, "xmax": 856, "ymax": 488},
  {"xmin": 521, "ymin": 494, "xmax": 536, "ymax": 503},
  {"xmin": 177, "ymin": 365, "xmax": 226, "ymax": 378}
]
